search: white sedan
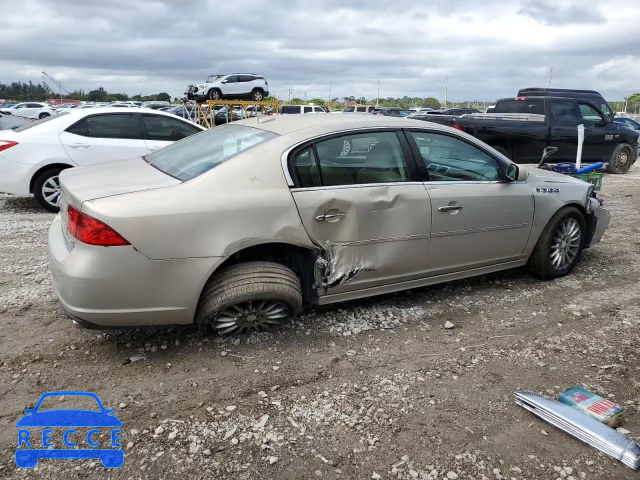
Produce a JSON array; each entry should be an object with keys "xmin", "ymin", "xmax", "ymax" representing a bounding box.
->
[
  {"xmin": 0, "ymin": 102, "xmax": 56, "ymax": 119},
  {"xmin": 0, "ymin": 107, "xmax": 205, "ymax": 211}
]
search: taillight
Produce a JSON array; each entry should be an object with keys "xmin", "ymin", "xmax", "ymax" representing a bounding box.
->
[
  {"xmin": 265, "ymin": 80, "xmax": 268, "ymax": 85},
  {"xmin": 0, "ymin": 140, "xmax": 18, "ymax": 152},
  {"xmin": 514, "ymin": 97, "xmax": 527, "ymax": 101},
  {"xmin": 451, "ymin": 124, "xmax": 464, "ymax": 131},
  {"xmin": 66, "ymin": 205, "xmax": 129, "ymax": 246}
]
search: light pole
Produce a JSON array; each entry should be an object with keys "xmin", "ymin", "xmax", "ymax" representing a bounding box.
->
[{"xmin": 624, "ymin": 96, "xmax": 628, "ymax": 114}]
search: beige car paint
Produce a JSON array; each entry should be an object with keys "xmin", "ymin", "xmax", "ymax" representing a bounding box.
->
[{"xmin": 50, "ymin": 115, "xmax": 609, "ymax": 327}]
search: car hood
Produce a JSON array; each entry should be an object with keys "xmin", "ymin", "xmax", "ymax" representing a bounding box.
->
[
  {"xmin": 16, "ymin": 410, "xmax": 123, "ymax": 427},
  {"xmin": 526, "ymin": 167, "xmax": 590, "ymax": 187},
  {"xmin": 60, "ymin": 157, "xmax": 181, "ymax": 207}
]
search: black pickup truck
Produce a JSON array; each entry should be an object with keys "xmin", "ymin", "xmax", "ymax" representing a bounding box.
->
[{"xmin": 415, "ymin": 96, "xmax": 639, "ymax": 173}]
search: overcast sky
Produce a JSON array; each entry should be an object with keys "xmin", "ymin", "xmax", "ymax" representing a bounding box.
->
[{"xmin": 3, "ymin": 0, "xmax": 639, "ymax": 102}]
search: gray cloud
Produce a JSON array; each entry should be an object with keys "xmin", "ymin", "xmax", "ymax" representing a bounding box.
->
[{"xmin": 2, "ymin": 0, "xmax": 639, "ymax": 101}]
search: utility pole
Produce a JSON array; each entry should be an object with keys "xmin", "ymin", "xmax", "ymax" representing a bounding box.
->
[
  {"xmin": 624, "ymin": 96, "xmax": 628, "ymax": 114},
  {"xmin": 328, "ymin": 84, "xmax": 331, "ymax": 105},
  {"xmin": 288, "ymin": 89, "xmax": 292, "ymax": 102},
  {"xmin": 547, "ymin": 66, "xmax": 553, "ymax": 88},
  {"xmin": 376, "ymin": 80, "xmax": 380, "ymax": 107},
  {"xmin": 304, "ymin": 92, "xmax": 307, "ymax": 102},
  {"xmin": 444, "ymin": 77, "xmax": 448, "ymax": 108}
]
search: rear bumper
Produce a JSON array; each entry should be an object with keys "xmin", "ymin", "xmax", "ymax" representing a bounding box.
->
[
  {"xmin": 585, "ymin": 207, "xmax": 610, "ymax": 248},
  {"xmin": 48, "ymin": 215, "xmax": 224, "ymax": 328},
  {"xmin": 0, "ymin": 156, "xmax": 33, "ymax": 195}
]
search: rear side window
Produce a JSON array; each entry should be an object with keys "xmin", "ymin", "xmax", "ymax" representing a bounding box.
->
[
  {"xmin": 494, "ymin": 99, "xmax": 544, "ymax": 114},
  {"xmin": 66, "ymin": 114, "xmax": 144, "ymax": 139},
  {"xmin": 303, "ymin": 107, "xmax": 313, "ymax": 113},
  {"xmin": 292, "ymin": 131, "xmax": 409, "ymax": 187},
  {"xmin": 356, "ymin": 107, "xmax": 367, "ymax": 112},
  {"xmin": 343, "ymin": 107, "xmax": 355, "ymax": 112},
  {"xmin": 238, "ymin": 75, "xmax": 253, "ymax": 82},
  {"xmin": 552, "ymin": 100, "xmax": 578, "ymax": 123},
  {"xmin": 142, "ymin": 114, "xmax": 201, "ymax": 141},
  {"xmin": 146, "ymin": 125, "xmax": 277, "ymax": 181},
  {"xmin": 280, "ymin": 106, "xmax": 300, "ymax": 114}
]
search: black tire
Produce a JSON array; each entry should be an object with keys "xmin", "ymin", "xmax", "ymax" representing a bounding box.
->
[
  {"xmin": 528, "ymin": 206, "xmax": 586, "ymax": 280},
  {"xmin": 33, "ymin": 167, "xmax": 66, "ymax": 213},
  {"xmin": 208, "ymin": 89, "xmax": 221, "ymax": 101},
  {"xmin": 606, "ymin": 143, "xmax": 633, "ymax": 174},
  {"xmin": 251, "ymin": 89, "xmax": 265, "ymax": 102},
  {"xmin": 39, "ymin": 112, "xmax": 50, "ymax": 119},
  {"xmin": 195, "ymin": 261, "xmax": 302, "ymax": 335}
]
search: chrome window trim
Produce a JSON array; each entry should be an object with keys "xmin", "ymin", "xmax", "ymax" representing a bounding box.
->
[{"xmin": 291, "ymin": 181, "xmax": 425, "ymax": 192}]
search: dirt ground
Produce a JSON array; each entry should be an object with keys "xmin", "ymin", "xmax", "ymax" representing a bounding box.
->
[{"xmin": 1, "ymin": 167, "xmax": 639, "ymax": 480}]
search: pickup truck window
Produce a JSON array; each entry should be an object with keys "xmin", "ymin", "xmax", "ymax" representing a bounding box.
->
[
  {"xmin": 494, "ymin": 99, "xmax": 544, "ymax": 115},
  {"xmin": 578, "ymin": 103, "xmax": 603, "ymax": 123},
  {"xmin": 551, "ymin": 100, "xmax": 578, "ymax": 124},
  {"xmin": 409, "ymin": 132, "xmax": 500, "ymax": 182}
]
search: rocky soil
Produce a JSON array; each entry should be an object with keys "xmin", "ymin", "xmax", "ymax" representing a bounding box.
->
[{"xmin": 1, "ymin": 168, "xmax": 639, "ymax": 479}]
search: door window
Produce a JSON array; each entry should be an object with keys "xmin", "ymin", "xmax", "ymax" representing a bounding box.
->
[
  {"xmin": 303, "ymin": 107, "xmax": 313, "ymax": 113},
  {"xmin": 280, "ymin": 106, "xmax": 300, "ymax": 114},
  {"xmin": 66, "ymin": 114, "xmax": 144, "ymax": 140},
  {"xmin": 224, "ymin": 75, "xmax": 237, "ymax": 83},
  {"xmin": 27, "ymin": 103, "xmax": 43, "ymax": 108},
  {"xmin": 292, "ymin": 147, "xmax": 322, "ymax": 187},
  {"xmin": 142, "ymin": 114, "xmax": 201, "ymax": 141},
  {"xmin": 578, "ymin": 103, "xmax": 603, "ymax": 123},
  {"xmin": 292, "ymin": 131, "xmax": 409, "ymax": 187},
  {"xmin": 409, "ymin": 132, "xmax": 501, "ymax": 182},
  {"xmin": 552, "ymin": 100, "xmax": 578, "ymax": 124}
]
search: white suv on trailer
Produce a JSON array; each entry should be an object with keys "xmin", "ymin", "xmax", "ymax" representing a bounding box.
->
[{"xmin": 187, "ymin": 74, "xmax": 270, "ymax": 102}]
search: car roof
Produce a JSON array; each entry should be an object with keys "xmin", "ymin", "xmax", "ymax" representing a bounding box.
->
[{"xmin": 235, "ymin": 112, "xmax": 455, "ymax": 136}]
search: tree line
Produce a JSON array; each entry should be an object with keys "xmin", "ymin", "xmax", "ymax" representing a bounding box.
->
[{"xmin": 0, "ymin": 81, "xmax": 172, "ymax": 103}]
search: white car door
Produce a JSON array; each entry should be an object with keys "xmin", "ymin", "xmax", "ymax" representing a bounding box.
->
[
  {"xmin": 221, "ymin": 75, "xmax": 242, "ymax": 96},
  {"xmin": 140, "ymin": 113, "xmax": 204, "ymax": 152},
  {"xmin": 59, "ymin": 113, "xmax": 148, "ymax": 166},
  {"xmin": 11, "ymin": 104, "xmax": 31, "ymax": 118}
]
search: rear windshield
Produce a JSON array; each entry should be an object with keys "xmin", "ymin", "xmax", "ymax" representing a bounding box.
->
[
  {"xmin": 494, "ymin": 99, "xmax": 544, "ymax": 115},
  {"xmin": 13, "ymin": 113, "xmax": 67, "ymax": 132},
  {"xmin": 145, "ymin": 125, "xmax": 277, "ymax": 181}
]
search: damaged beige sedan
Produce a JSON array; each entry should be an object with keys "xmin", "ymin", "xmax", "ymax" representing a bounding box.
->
[{"xmin": 49, "ymin": 115, "xmax": 609, "ymax": 334}]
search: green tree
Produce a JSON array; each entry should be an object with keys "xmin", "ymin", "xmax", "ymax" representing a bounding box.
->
[
  {"xmin": 422, "ymin": 97, "xmax": 441, "ymax": 109},
  {"xmin": 87, "ymin": 87, "xmax": 109, "ymax": 102},
  {"xmin": 289, "ymin": 97, "xmax": 304, "ymax": 105},
  {"xmin": 309, "ymin": 98, "xmax": 326, "ymax": 105},
  {"xmin": 156, "ymin": 92, "xmax": 171, "ymax": 102}
]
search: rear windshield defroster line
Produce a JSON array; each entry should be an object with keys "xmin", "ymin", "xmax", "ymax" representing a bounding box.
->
[{"xmin": 144, "ymin": 125, "xmax": 278, "ymax": 181}]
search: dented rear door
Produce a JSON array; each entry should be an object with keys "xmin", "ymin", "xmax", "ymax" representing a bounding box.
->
[{"xmin": 288, "ymin": 130, "xmax": 432, "ymax": 294}]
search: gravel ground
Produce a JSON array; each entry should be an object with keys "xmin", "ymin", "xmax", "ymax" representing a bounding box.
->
[{"xmin": 1, "ymin": 167, "xmax": 639, "ymax": 479}]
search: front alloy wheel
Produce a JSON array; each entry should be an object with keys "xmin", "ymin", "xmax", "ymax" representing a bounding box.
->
[
  {"xmin": 549, "ymin": 218, "xmax": 581, "ymax": 270},
  {"xmin": 33, "ymin": 167, "xmax": 65, "ymax": 212}
]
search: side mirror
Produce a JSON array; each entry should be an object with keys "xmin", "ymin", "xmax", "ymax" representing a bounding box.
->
[{"xmin": 505, "ymin": 164, "xmax": 519, "ymax": 182}]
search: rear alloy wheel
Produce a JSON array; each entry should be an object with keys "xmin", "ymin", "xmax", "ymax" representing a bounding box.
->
[
  {"xmin": 606, "ymin": 143, "xmax": 633, "ymax": 174},
  {"xmin": 39, "ymin": 112, "xmax": 50, "ymax": 119},
  {"xmin": 208, "ymin": 89, "xmax": 221, "ymax": 100},
  {"xmin": 195, "ymin": 261, "xmax": 302, "ymax": 335},
  {"xmin": 528, "ymin": 206, "xmax": 585, "ymax": 279},
  {"xmin": 251, "ymin": 89, "xmax": 264, "ymax": 102},
  {"xmin": 33, "ymin": 167, "xmax": 66, "ymax": 212}
]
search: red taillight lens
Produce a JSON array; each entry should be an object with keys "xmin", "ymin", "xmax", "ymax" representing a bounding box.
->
[
  {"xmin": 66, "ymin": 205, "xmax": 129, "ymax": 246},
  {"xmin": 514, "ymin": 97, "xmax": 527, "ymax": 101},
  {"xmin": 451, "ymin": 124, "xmax": 464, "ymax": 131},
  {"xmin": 0, "ymin": 140, "xmax": 18, "ymax": 152}
]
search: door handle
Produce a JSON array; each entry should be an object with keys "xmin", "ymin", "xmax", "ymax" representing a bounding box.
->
[
  {"xmin": 69, "ymin": 143, "xmax": 90, "ymax": 149},
  {"xmin": 438, "ymin": 205, "xmax": 463, "ymax": 212},
  {"xmin": 315, "ymin": 212, "xmax": 346, "ymax": 222}
]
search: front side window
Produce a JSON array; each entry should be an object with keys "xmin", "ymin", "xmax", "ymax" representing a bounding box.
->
[
  {"xmin": 343, "ymin": 107, "xmax": 355, "ymax": 112},
  {"xmin": 578, "ymin": 103, "xmax": 603, "ymax": 123},
  {"xmin": 303, "ymin": 107, "xmax": 313, "ymax": 113},
  {"xmin": 146, "ymin": 125, "xmax": 277, "ymax": 181},
  {"xmin": 409, "ymin": 131, "xmax": 501, "ymax": 182},
  {"xmin": 142, "ymin": 114, "xmax": 201, "ymax": 141},
  {"xmin": 66, "ymin": 114, "xmax": 144, "ymax": 140},
  {"xmin": 298, "ymin": 131, "xmax": 409, "ymax": 187},
  {"xmin": 551, "ymin": 100, "xmax": 578, "ymax": 124},
  {"xmin": 356, "ymin": 107, "xmax": 366, "ymax": 112},
  {"xmin": 224, "ymin": 75, "xmax": 237, "ymax": 83}
]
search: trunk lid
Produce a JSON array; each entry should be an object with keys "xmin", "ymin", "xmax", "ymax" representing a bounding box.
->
[{"xmin": 60, "ymin": 157, "xmax": 181, "ymax": 208}]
